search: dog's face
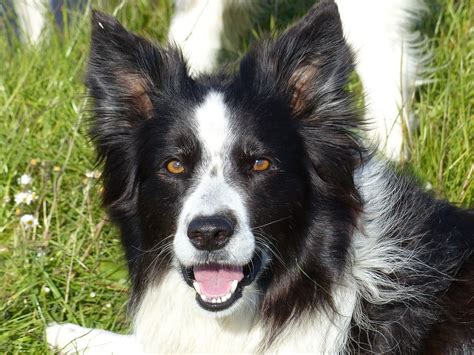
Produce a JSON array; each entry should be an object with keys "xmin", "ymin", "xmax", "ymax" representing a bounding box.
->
[
  {"xmin": 136, "ymin": 88, "xmax": 309, "ymax": 314},
  {"xmin": 87, "ymin": 2, "xmax": 360, "ymax": 317}
]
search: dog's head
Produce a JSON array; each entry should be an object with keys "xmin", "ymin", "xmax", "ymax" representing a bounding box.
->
[{"xmin": 87, "ymin": 1, "xmax": 361, "ymax": 319}]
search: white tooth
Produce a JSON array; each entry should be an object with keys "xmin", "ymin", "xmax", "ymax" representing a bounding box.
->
[
  {"xmin": 193, "ymin": 282, "xmax": 201, "ymax": 294},
  {"xmin": 201, "ymin": 294, "xmax": 208, "ymax": 302},
  {"xmin": 212, "ymin": 298, "xmax": 217, "ymax": 304},
  {"xmin": 222, "ymin": 293, "xmax": 231, "ymax": 302},
  {"xmin": 231, "ymin": 280, "xmax": 238, "ymax": 293}
]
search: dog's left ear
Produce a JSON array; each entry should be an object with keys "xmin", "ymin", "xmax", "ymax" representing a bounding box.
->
[{"xmin": 240, "ymin": 1, "xmax": 352, "ymax": 116}]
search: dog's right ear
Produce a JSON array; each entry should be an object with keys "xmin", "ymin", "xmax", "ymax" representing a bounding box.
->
[{"xmin": 87, "ymin": 10, "xmax": 190, "ymax": 124}]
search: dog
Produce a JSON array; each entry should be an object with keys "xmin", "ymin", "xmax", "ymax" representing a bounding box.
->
[{"xmin": 46, "ymin": 1, "xmax": 473, "ymax": 353}]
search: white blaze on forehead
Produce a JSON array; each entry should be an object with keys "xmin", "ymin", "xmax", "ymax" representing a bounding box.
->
[
  {"xmin": 194, "ymin": 91, "xmax": 231, "ymax": 159},
  {"xmin": 173, "ymin": 91, "xmax": 255, "ymax": 267}
]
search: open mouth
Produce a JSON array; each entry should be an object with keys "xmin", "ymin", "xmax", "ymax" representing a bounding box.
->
[{"xmin": 181, "ymin": 252, "xmax": 262, "ymax": 312}]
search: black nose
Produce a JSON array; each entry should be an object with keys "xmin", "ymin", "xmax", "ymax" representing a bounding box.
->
[{"xmin": 187, "ymin": 216, "xmax": 234, "ymax": 251}]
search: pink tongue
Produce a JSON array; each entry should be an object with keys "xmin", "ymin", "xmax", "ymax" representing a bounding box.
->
[{"xmin": 193, "ymin": 265, "xmax": 244, "ymax": 297}]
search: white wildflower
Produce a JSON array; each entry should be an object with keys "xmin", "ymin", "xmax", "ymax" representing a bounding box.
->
[
  {"xmin": 15, "ymin": 190, "xmax": 37, "ymax": 205},
  {"xmin": 18, "ymin": 174, "xmax": 32, "ymax": 186},
  {"xmin": 20, "ymin": 214, "xmax": 39, "ymax": 228},
  {"xmin": 44, "ymin": 286, "xmax": 51, "ymax": 294},
  {"xmin": 85, "ymin": 170, "xmax": 101, "ymax": 179},
  {"xmin": 15, "ymin": 192, "xmax": 28, "ymax": 204},
  {"xmin": 106, "ymin": 303, "xmax": 112, "ymax": 308},
  {"xmin": 89, "ymin": 292, "xmax": 96, "ymax": 298}
]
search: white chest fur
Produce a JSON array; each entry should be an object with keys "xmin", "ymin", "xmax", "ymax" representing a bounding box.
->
[
  {"xmin": 133, "ymin": 270, "xmax": 356, "ymax": 353},
  {"xmin": 133, "ymin": 270, "xmax": 262, "ymax": 353}
]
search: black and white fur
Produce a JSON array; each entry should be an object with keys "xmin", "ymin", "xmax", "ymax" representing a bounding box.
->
[{"xmin": 46, "ymin": 2, "xmax": 473, "ymax": 353}]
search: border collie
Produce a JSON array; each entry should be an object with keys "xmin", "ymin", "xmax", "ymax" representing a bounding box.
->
[{"xmin": 46, "ymin": 1, "xmax": 473, "ymax": 353}]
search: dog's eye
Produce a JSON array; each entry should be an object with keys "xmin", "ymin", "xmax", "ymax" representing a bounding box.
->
[
  {"xmin": 166, "ymin": 159, "xmax": 185, "ymax": 174},
  {"xmin": 252, "ymin": 159, "xmax": 271, "ymax": 172}
]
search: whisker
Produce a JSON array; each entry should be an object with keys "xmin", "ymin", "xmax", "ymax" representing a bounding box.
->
[
  {"xmin": 132, "ymin": 234, "xmax": 175, "ymax": 257},
  {"xmin": 253, "ymin": 232, "xmax": 288, "ymax": 269},
  {"xmin": 144, "ymin": 240, "xmax": 174, "ymax": 275},
  {"xmin": 251, "ymin": 216, "xmax": 291, "ymax": 230}
]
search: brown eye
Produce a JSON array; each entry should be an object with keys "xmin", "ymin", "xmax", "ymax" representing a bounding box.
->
[
  {"xmin": 166, "ymin": 160, "xmax": 185, "ymax": 174},
  {"xmin": 252, "ymin": 158, "xmax": 271, "ymax": 172}
]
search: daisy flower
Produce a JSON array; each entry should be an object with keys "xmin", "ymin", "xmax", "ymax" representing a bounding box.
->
[
  {"xmin": 20, "ymin": 214, "xmax": 39, "ymax": 228},
  {"xmin": 14, "ymin": 191, "xmax": 37, "ymax": 205},
  {"xmin": 18, "ymin": 174, "xmax": 32, "ymax": 186}
]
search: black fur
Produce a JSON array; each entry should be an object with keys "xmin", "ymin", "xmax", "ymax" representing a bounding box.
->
[{"xmin": 86, "ymin": 1, "xmax": 473, "ymax": 352}]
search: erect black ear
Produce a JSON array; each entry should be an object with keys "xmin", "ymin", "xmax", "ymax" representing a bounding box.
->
[
  {"xmin": 87, "ymin": 10, "xmax": 189, "ymax": 122},
  {"xmin": 86, "ymin": 11, "xmax": 191, "ymax": 217},
  {"xmin": 239, "ymin": 0, "xmax": 353, "ymax": 116}
]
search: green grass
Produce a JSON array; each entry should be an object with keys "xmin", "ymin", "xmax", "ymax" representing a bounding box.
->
[{"xmin": 0, "ymin": 0, "xmax": 472, "ymax": 353}]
